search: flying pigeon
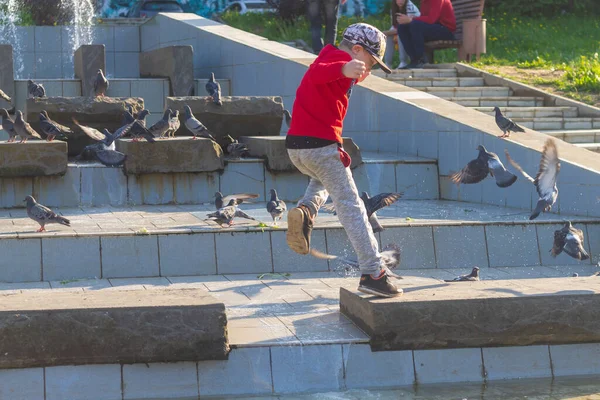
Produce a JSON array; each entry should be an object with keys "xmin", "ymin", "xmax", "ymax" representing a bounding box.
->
[
  {"xmin": 205, "ymin": 72, "xmax": 222, "ymax": 106},
  {"xmin": 206, "ymin": 199, "xmax": 256, "ymax": 227},
  {"xmin": 93, "ymin": 69, "xmax": 109, "ymax": 97},
  {"xmin": 39, "ymin": 110, "xmax": 71, "ymax": 141},
  {"xmin": 444, "ymin": 267, "xmax": 480, "ymax": 282},
  {"xmin": 450, "ymin": 145, "xmax": 517, "ymax": 188},
  {"xmin": 0, "ymin": 88, "xmax": 11, "ymax": 102},
  {"xmin": 13, "ymin": 111, "xmax": 42, "ymax": 143},
  {"xmin": 183, "ymin": 105, "xmax": 216, "ymax": 141},
  {"xmin": 551, "ymin": 221, "xmax": 589, "ymax": 261},
  {"xmin": 27, "ymin": 80, "xmax": 45, "ymax": 98},
  {"xmin": 283, "ymin": 109, "xmax": 292, "ymax": 128},
  {"xmin": 505, "ymin": 138, "xmax": 560, "ymax": 220},
  {"xmin": 310, "ymin": 243, "xmax": 402, "ymax": 279},
  {"xmin": 495, "ymin": 106, "xmax": 525, "ymax": 139},
  {"xmin": 267, "ymin": 189, "xmax": 287, "ymax": 226},
  {"xmin": 214, "ymin": 191, "xmax": 260, "ymax": 210},
  {"xmin": 148, "ymin": 109, "xmax": 172, "ymax": 138},
  {"xmin": 0, "ymin": 108, "xmax": 17, "ymax": 142},
  {"xmin": 24, "ymin": 195, "xmax": 70, "ymax": 232},
  {"xmin": 72, "ymin": 118, "xmax": 114, "ymax": 149},
  {"xmin": 165, "ymin": 109, "xmax": 180, "ymax": 138}
]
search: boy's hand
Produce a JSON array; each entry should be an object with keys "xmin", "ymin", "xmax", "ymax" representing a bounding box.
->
[{"xmin": 342, "ymin": 60, "xmax": 367, "ymax": 79}]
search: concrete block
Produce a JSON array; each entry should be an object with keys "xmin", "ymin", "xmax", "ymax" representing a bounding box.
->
[
  {"xmin": 437, "ymin": 131, "xmax": 461, "ymax": 176},
  {"xmin": 485, "ymin": 225, "xmax": 540, "ymax": 267},
  {"xmin": 33, "ymin": 167, "xmax": 80, "ymax": 207},
  {"xmin": 100, "ymin": 235, "xmax": 159, "ymax": 278},
  {"xmin": 343, "ymin": 343, "xmax": 414, "ymax": 389},
  {"xmin": 45, "ymin": 364, "xmax": 121, "ymax": 400},
  {"xmin": 264, "ymin": 170, "xmax": 308, "ymax": 202},
  {"xmin": 0, "ymin": 141, "xmax": 67, "ymax": 177},
  {"xmin": 0, "ymin": 45, "xmax": 14, "ymax": 111},
  {"xmin": 0, "ymin": 238, "xmax": 41, "ymax": 282},
  {"xmin": 551, "ymin": 343, "xmax": 600, "ymax": 376},
  {"xmin": 116, "ymin": 137, "xmax": 224, "ymax": 174},
  {"xmin": 219, "ymin": 161, "xmax": 265, "ymax": 199},
  {"xmin": 0, "ymin": 368, "xmax": 44, "ymax": 400},
  {"xmin": 42, "ymin": 237, "xmax": 101, "ymax": 281},
  {"xmin": 105, "ymin": 52, "xmax": 115, "ymax": 78},
  {"xmin": 127, "ymin": 173, "xmax": 174, "ymax": 205},
  {"xmin": 123, "ymin": 362, "xmax": 199, "ymax": 399},
  {"xmin": 271, "ymin": 345, "xmax": 344, "ymax": 394},
  {"xmin": 139, "ymin": 46, "xmax": 194, "ymax": 96},
  {"xmin": 114, "ymin": 52, "xmax": 140, "ymax": 78},
  {"xmin": 414, "ymin": 348, "xmax": 483, "ymax": 384},
  {"xmin": 130, "ymin": 78, "xmax": 165, "ymax": 113},
  {"xmin": 433, "ymin": 225, "xmax": 489, "ymax": 268},
  {"xmin": 482, "ymin": 346, "xmax": 551, "ymax": 380},
  {"xmin": 105, "ymin": 79, "xmax": 131, "ymax": 97},
  {"xmin": 216, "ymin": 231, "xmax": 272, "ymax": 274},
  {"xmin": 198, "ymin": 347, "xmax": 272, "ymax": 396},
  {"xmin": 159, "ymin": 233, "xmax": 217, "ymax": 276},
  {"xmin": 0, "ymin": 176, "xmax": 33, "ymax": 208},
  {"xmin": 80, "ymin": 166, "xmax": 128, "ymax": 207},
  {"xmin": 380, "ymin": 226, "xmax": 436, "ymax": 269},
  {"xmin": 271, "ymin": 230, "xmax": 329, "ymax": 273},
  {"xmin": 62, "ymin": 80, "xmax": 82, "ymax": 97},
  {"xmin": 74, "ymin": 45, "xmax": 106, "ymax": 97},
  {"xmin": 173, "ymin": 172, "xmax": 220, "ymax": 204}
]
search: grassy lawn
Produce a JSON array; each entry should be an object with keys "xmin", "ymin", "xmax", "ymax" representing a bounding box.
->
[{"xmin": 221, "ymin": 11, "xmax": 600, "ymax": 107}]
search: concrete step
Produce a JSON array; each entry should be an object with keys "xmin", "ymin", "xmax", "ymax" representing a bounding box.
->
[
  {"xmin": 373, "ymin": 68, "xmax": 458, "ymax": 78},
  {"xmin": 421, "ymin": 86, "xmax": 512, "ymax": 98},
  {"xmin": 474, "ymin": 106, "xmax": 579, "ymax": 119},
  {"xmin": 0, "ymin": 199, "xmax": 597, "ymax": 283},
  {"xmin": 385, "ymin": 77, "xmax": 484, "ymax": 87},
  {"xmin": 540, "ymin": 129, "xmax": 600, "ymax": 143},
  {"xmin": 0, "ymin": 153, "xmax": 439, "ymax": 209},
  {"xmin": 448, "ymin": 96, "xmax": 545, "ymax": 107},
  {"xmin": 574, "ymin": 143, "xmax": 600, "ymax": 152},
  {"xmin": 510, "ymin": 117, "xmax": 600, "ymax": 131}
]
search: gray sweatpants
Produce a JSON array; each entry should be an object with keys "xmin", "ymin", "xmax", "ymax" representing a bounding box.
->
[{"xmin": 288, "ymin": 144, "xmax": 382, "ymax": 274}]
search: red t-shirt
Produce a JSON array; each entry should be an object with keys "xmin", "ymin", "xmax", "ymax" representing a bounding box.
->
[
  {"xmin": 287, "ymin": 45, "xmax": 354, "ymax": 144},
  {"xmin": 414, "ymin": 0, "xmax": 456, "ymax": 32}
]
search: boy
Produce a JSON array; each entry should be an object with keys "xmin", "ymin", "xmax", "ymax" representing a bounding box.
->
[{"xmin": 285, "ymin": 23, "xmax": 402, "ymax": 298}]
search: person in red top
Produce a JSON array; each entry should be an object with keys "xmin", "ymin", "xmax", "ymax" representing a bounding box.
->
[
  {"xmin": 395, "ymin": 0, "xmax": 456, "ymax": 69},
  {"xmin": 285, "ymin": 23, "xmax": 402, "ymax": 298}
]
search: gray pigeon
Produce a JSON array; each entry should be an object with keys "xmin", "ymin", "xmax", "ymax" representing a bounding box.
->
[
  {"xmin": 148, "ymin": 109, "xmax": 171, "ymax": 138},
  {"xmin": 283, "ymin": 109, "xmax": 292, "ymax": 128},
  {"xmin": 39, "ymin": 110, "xmax": 70, "ymax": 142},
  {"xmin": 505, "ymin": 138, "xmax": 559, "ymax": 220},
  {"xmin": 95, "ymin": 149, "xmax": 127, "ymax": 167},
  {"xmin": 551, "ymin": 221, "xmax": 589, "ymax": 261},
  {"xmin": 267, "ymin": 189, "xmax": 287, "ymax": 226},
  {"xmin": 572, "ymin": 273, "xmax": 579, "ymax": 277},
  {"xmin": 128, "ymin": 110, "xmax": 156, "ymax": 142},
  {"xmin": 205, "ymin": 72, "xmax": 222, "ymax": 106},
  {"xmin": 72, "ymin": 118, "xmax": 114, "ymax": 149},
  {"xmin": 0, "ymin": 108, "xmax": 17, "ymax": 142},
  {"xmin": 27, "ymin": 80, "xmax": 45, "ymax": 98},
  {"xmin": 495, "ymin": 106, "xmax": 525, "ymax": 139},
  {"xmin": 444, "ymin": 267, "xmax": 480, "ymax": 282},
  {"xmin": 451, "ymin": 145, "xmax": 517, "ymax": 188},
  {"xmin": 14, "ymin": 111, "xmax": 42, "ymax": 143},
  {"xmin": 183, "ymin": 105, "xmax": 216, "ymax": 141},
  {"xmin": 122, "ymin": 105, "xmax": 135, "ymax": 125},
  {"xmin": 227, "ymin": 140, "xmax": 250, "ymax": 159},
  {"xmin": 0, "ymin": 88, "xmax": 11, "ymax": 102},
  {"xmin": 93, "ymin": 69, "xmax": 109, "ymax": 97},
  {"xmin": 206, "ymin": 199, "xmax": 256, "ymax": 227},
  {"xmin": 166, "ymin": 109, "xmax": 180, "ymax": 138},
  {"xmin": 214, "ymin": 191, "xmax": 260, "ymax": 210},
  {"xmin": 24, "ymin": 195, "xmax": 70, "ymax": 232}
]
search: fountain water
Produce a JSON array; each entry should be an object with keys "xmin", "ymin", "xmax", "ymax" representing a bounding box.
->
[
  {"xmin": 61, "ymin": 0, "xmax": 96, "ymax": 78},
  {"xmin": 0, "ymin": 0, "xmax": 25, "ymax": 78}
]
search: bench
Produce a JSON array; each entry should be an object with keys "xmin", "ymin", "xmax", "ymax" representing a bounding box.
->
[{"xmin": 384, "ymin": 0, "xmax": 486, "ymax": 65}]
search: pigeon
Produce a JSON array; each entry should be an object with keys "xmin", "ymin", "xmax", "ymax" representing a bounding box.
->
[
  {"xmin": 0, "ymin": 88, "xmax": 11, "ymax": 102},
  {"xmin": 267, "ymin": 189, "xmax": 287, "ymax": 226},
  {"xmin": 148, "ymin": 109, "xmax": 172, "ymax": 138},
  {"xmin": 93, "ymin": 69, "xmax": 109, "ymax": 97},
  {"xmin": 95, "ymin": 149, "xmax": 127, "ymax": 167},
  {"xmin": 322, "ymin": 191, "xmax": 403, "ymax": 233},
  {"xmin": 122, "ymin": 105, "xmax": 135, "ymax": 125},
  {"xmin": 205, "ymin": 72, "xmax": 222, "ymax": 106},
  {"xmin": 444, "ymin": 267, "xmax": 480, "ymax": 282},
  {"xmin": 572, "ymin": 273, "xmax": 579, "ymax": 277},
  {"xmin": 0, "ymin": 108, "xmax": 17, "ymax": 142},
  {"xmin": 24, "ymin": 195, "xmax": 70, "ymax": 232},
  {"xmin": 494, "ymin": 106, "xmax": 525, "ymax": 139},
  {"xmin": 505, "ymin": 138, "xmax": 560, "ymax": 220},
  {"xmin": 450, "ymin": 145, "xmax": 517, "ymax": 188},
  {"xmin": 183, "ymin": 105, "xmax": 216, "ymax": 141},
  {"xmin": 72, "ymin": 118, "xmax": 114, "ymax": 149},
  {"xmin": 227, "ymin": 140, "xmax": 250, "ymax": 159},
  {"xmin": 166, "ymin": 109, "xmax": 180, "ymax": 138},
  {"xmin": 283, "ymin": 109, "xmax": 292, "ymax": 128},
  {"xmin": 551, "ymin": 221, "xmax": 590, "ymax": 261},
  {"xmin": 310, "ymin": 243, "xmax": 402, "ymax": 279},
  {"xmin": 27, "ymin": 80, "xmax": 45, "ymax": 98},
  {"xmin": 127, "ymin": 110, "xmax": 155, "ymax": 142},
  {"xmin": 206, "ymin": 199, "xmax": 256, "ymax": 227},
  {"xmin": 13, "ymin": 111, "xmax": 42, "ymax": 143},
  {"xmin": 39, "ymin": 110, "xmax": 70, "ymax": 141},
  {"xmin": 214, "ymin": 192, "xmax": 260, "ymax": 210}
]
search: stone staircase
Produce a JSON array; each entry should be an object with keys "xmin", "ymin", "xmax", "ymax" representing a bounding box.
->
[{"xmin": 374, "ymin": 68, "xmax": 600, "ymax": 152}]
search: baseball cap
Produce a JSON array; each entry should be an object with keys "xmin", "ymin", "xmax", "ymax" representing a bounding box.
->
[{"xmin": 342, "ymin": 23, "xmax": 392, "ymax": 74}]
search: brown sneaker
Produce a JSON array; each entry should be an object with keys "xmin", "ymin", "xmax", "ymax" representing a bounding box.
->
[
  {"xmin": 358, "ymin": 273, "xmax": 403, "ymax": 298},
  {"xmin": 286, "ymin": 205, "xmax": 313, "ymax": 255}
]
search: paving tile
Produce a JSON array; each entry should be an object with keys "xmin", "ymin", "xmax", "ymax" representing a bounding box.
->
[
  {"xmin": 290, "ymin": 323, "xmax": 369, "ymax": 345},
  {"xmin": 433, "ymin": 226, "xmax": 488, "ymax": 269},
  {"xmin": 123, "ymin": 362, "xmax": 198, "ymax": 399},
  {"xmin": 159, "ymin": 233, "xmax": 216, "ymax": 276},
  {"xmin": 485, "ymin": 225, "xmax": 540, "ymax": 267},
  {"xmin": 271, "ymin": 344, "xmax": 344, "ymax": 393},
  {"xmin": 550, "ymin": 343, "xmax": 600, "ymax": 376},
  {"xmin": 216, "ymin": 231, "xmax": 272, "ymax": 274},
  {"xmin": 483, "ymin": 345, "xmax": 551, "ymax": 380},
  {"xmin": 100, "ymin": 236, "xmax": 160, "ymax": 278},
  {"xmin": 198, "ymin": 347, "xmax": 272, "ymax": 396},
  {"xmin": 414, "ymin": 348, "xmax": 483, "ymax": 384},
  {"xmin": 46, "ymin": 364, "xmax": 121, "ymax": 400},
  {"xmin": 0, "ymin": 367, "xmax": 44, "ymax": 400},
  {"xmin": 42, "ymin": 237, "xmax": 101, "ymax": 281},
  {"xmin": 343, "ymin": 343, "xmax": 415, "ymax": 389},
  {"xmin": 0, "ymin": 238, "xmax": 41, "ymax": 282},
  {"xmin": 50, "ymin": 278, "xmax": 112, "ymax": 291},
  {"xmin": 109, "ymin": 277, "xmax": 170, "ymax": 290},
  {"xmin": 228, "ymin": 325, "xmax": 299, "ymax": 347}
]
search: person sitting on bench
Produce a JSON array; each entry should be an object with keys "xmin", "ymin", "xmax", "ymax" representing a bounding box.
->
[{"xmin": 384, "ymin": 0, "xmax": 420, "ymax": 70}]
